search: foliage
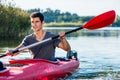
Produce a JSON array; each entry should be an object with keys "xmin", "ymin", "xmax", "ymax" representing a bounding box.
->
[
  {"xmin": 28, "ymin": 8, "xmax": 120, "ymax": 27},
  {"xmin": 112, "ymin": 15, "xmax": 120, "ymax": 27},
  {"xmin": 28, "ymin": 8, "xmax": 85, "ymax": 23},
  {"xmin": 0, "ymin": 0, "xmax": 30, "ymax": 40}
]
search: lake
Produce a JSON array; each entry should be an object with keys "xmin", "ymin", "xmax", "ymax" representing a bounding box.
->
[{"xmin": 0, "ymin": 27, "xmax": 120, "ymax": 79}]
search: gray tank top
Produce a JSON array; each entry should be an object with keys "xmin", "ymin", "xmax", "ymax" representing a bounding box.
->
[{"xmin": 21, "ymin": 32, "xmax": 61, "ymax": 60}]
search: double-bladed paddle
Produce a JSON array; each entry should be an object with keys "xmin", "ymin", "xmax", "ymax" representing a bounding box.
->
[{"xmin": 0, "ymin": 10, "xmax": 116, "ymax": 58}]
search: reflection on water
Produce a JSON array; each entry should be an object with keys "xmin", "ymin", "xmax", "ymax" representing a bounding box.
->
[{"xmin": 0, "ymin": 27, "xmax": 120, "ymax": 79}]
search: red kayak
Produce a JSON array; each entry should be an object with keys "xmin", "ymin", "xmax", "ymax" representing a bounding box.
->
[{"xmin": 0, "ymin": 59, "xmax": 79, "ymax": 80}]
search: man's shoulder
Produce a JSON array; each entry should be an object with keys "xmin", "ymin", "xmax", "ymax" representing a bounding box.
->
[
  {"xmin": 26, "ymin": 33, "xmax": 33, "ymax": 37},
  {"xmin": 24, "ymin": 33, "xmax": 34, "ymax": 39}
]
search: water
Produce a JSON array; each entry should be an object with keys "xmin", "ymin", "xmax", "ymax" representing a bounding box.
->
[
  {"xmin": 53, "ymin": 36, "xmax": 120, "ymax": 80},
  {"xmin": 65, "ymin": 37, "xmax": 120, "ymax": 80},
  {"xmin": 0, "ymin": 27, "xmax": 120, "ymax": 79}
]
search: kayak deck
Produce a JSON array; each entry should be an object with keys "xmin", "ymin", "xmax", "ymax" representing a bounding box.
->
[{"xmin": 0, "ymin": 59, "xmax": 79, "ymax": 80}]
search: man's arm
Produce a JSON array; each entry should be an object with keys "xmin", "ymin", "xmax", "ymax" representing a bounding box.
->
[
  {"xmin": 5, "ymin": 44, "xmax": 25, "ymax": 56},
  {"xmin": 58, "ymin": 32, "xmax": 71, "ymax": 52}
]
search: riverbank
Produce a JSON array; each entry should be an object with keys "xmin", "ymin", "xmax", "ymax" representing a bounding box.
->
[{"xmin": 44, "ymin": 22, "xmax": 83, "ymax": 27}]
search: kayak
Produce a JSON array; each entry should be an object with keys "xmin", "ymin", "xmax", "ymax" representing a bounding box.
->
[{"xmin": 0, "ymin": 58, "xmax": 79, "ymax": 80}]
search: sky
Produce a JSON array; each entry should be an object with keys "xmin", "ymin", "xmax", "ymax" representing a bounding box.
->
[{"xmin": 8, "ymin": 0, "xmax": 120, "ymax": 16}]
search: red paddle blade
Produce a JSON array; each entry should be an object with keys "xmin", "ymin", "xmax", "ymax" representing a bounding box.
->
[{"xmin": 82, "ymin": 10, "xmax": 116, "ymax": 30}]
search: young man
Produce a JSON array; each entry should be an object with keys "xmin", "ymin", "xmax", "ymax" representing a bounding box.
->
[{"xmin": 6, "ymin": 12, "xmax": 71, "ymax": 60}]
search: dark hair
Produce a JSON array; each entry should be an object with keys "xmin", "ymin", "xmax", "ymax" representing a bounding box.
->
[{"xmin": 30, "ymin": 12, "xmax": 44, "ymax": 22}]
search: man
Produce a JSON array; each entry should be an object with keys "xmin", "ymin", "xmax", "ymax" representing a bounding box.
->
[{"xmin": 6, "ymin": 12, "xmax": 71, "ymax": 61}]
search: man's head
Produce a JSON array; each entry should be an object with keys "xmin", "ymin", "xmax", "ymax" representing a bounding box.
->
[
  {"xmin": 30, "ymin": 12, "xmax": 44, "ymax": 32},
  {"xmin": 30, "ymin": 12, "xmax": 44, "ymax": 22}
]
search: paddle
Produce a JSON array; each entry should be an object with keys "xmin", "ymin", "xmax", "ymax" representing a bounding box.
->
[{"xmin": 0, "ymin": 10, "xmax": 116, "ymax": 58}]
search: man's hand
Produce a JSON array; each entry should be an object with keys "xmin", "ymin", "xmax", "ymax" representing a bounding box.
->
[{"xmin": 58, "ymin": 31, "xmax": 65, "ymax": 39}]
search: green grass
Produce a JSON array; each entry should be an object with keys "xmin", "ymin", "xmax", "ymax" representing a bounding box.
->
[{"xmin": 44, "ymin": 22, "xmax": 83, "ymax": 27}]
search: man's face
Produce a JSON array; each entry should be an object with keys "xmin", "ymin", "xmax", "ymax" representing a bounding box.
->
[{"xmin": 31, "ymin": 17, "xmax": 44, "ymax": 32}]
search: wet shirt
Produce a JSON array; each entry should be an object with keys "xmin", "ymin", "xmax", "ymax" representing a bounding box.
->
[{"xmin": 21, "ymin": 32, "xmax": 61, "ymax": 60}]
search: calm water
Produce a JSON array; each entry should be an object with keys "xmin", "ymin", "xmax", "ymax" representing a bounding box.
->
[{"xmin": 0, "ymin": 27, "xmax": 120, "ymax": 80}]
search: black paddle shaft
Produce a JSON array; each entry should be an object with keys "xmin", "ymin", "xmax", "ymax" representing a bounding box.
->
[
  {"xmin": 52, "ymin": 27, "xmax": 83, "ymax": 39},
  {"xmin": 0, "ymin": 10, "xmax": 115, "ymax": 58}
]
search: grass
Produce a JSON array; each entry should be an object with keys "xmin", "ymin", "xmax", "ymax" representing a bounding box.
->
[{"xmin": 44, "ymin": 22, "xmax": 83, "ymax": 27}]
